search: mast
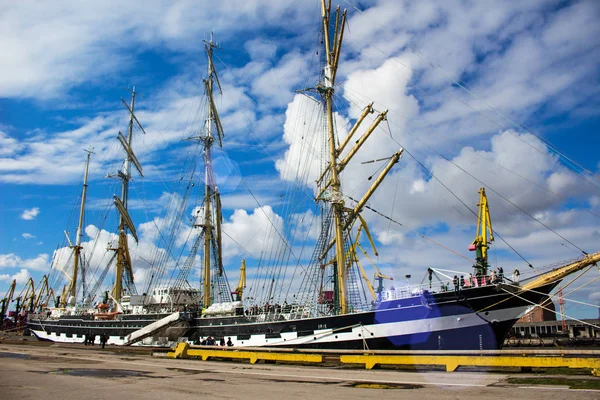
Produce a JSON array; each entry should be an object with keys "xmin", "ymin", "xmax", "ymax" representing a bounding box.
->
[
  {"xmin": 320, "ymin": 0, "xmax": 349, "ymax": 314},
  {"xmin": 315, "ymin": 1, "xmax": 402, "ymax": 314},
  {"xmin": 185, "ymin": 33, "xmax": 226, "ymax": 309},
  {"xmin": 65, "ymin": 148, "xmax": 93, "ymax": 305},
  {"xmin": 110, "ymin": 86, "xmax": 145, "ymax": 304}
]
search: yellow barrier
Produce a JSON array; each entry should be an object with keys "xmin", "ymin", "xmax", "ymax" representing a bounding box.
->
[
  {"xmin": 167, "ymin": 342, "xmax": 323, "ymax": 365},
  {"xmin": 166, "ymin": 344, "xmax": 599, "ymax": 376},
  {"xmin": 340, "ymin": 354, "xmax": 600, "ymax": 375}
]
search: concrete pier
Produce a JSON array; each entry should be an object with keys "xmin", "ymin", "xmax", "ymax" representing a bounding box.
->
[{"xmin": 0, "ymin": 340, "xmax": 599, "ymax": 399}]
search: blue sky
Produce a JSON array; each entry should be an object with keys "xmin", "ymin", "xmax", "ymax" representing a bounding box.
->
[{"xmin": 1, "ymin": 0, "xmax": 599, "ymax": 318}]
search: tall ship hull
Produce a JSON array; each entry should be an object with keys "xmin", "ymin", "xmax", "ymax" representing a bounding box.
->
[
  {"xmin": 185, "ymin": 281, "xmax": 558, "ymax": 350},
  {"xmin": 28, "ymin": 312, "xmax": 190, "ymax": 346},
  {"xmin": 27, "ymin": 280, "xmax": 555, "ymax": 350}
]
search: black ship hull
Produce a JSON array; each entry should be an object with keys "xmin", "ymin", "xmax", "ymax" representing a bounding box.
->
[
  {"xmin": 28, "ymin": 312, "xmax": 190, "ymax": 345},
  {"xmin": 27, "ymin": 282, "xmax": 556, "ymax": 349},
  {"xmin": 186, "ymin": 282, "xmax": 557, "ymax": 350}
]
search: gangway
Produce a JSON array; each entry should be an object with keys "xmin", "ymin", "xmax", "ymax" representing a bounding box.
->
[{"xmin": 123, "ymin": 312, "xmax": 184, "ymax": 346}]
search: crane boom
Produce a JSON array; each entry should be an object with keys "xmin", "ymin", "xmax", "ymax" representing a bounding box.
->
[
  {"xmin": 470, "ymin": 187, "xmax": 494, "ymax": 277},
  {"xmin": 1, "ymin": 279, "xmax": 17, "ymax": 321},
  {"xmin": 232, "ymin": 260, "xmax": 246, "ymax": 301}
]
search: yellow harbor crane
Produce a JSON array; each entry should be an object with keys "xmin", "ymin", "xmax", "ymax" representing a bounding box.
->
[
  {"xmin": 33, "ymin": 275, "xmax": 55, "ymax": 311},
  {"xmin": 15, "ymin": 277, "xmax": 36, "ymax": 314},
  {"xmin": 231, "ymin": 259, "xmax": 246, "ymax": 302},
  {"xmin": 0, "ymin": 279, "xmax": 17, "ymax": 324},
  {"xmin": 470, "ymin": 187, "xmax": 494, "ymax": 277}
]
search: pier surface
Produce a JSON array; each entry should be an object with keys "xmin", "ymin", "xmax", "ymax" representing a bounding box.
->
[{"xmin": 0, "ymin": 340, "xmax": 598, "ymax": 399}]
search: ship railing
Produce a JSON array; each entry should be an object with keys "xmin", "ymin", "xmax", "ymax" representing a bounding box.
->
[
  {"xmin": 249, "ymin": 303, "xmax": 315, "ymax": 322},
  {"xmin": 379, "ymin": 272, "xmax": 515, "ymax": 301}
]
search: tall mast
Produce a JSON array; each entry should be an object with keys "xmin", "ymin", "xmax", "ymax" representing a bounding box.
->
[
  {"xmin": 185, "ymin": 33, "xmax": 226, "ymax": 309},
  {"xmin": 64, "ymin": 148, "xmax": 93, "ymax": 306},
  {"xmin": 203, "ymin": 38, "xmax": 214, "ymax": 308},
  {"xmin": 315, "ymin": 1, "xmax": 401, "ymax": 314},
  {"xmin": 320, "ymin": 1, "xmax": 349, "ymax": 314},
  {"xmin": 110, "ymin": 86, "xmax": 145, "ymax": 304}
]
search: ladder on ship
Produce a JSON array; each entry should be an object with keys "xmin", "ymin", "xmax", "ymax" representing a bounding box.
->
[
  {"xmin": 344, "ymin": 235, "xmax": 364, "ymax": 311},
  {"xmin": 212, "ymin": 240, "xmax": 232, "ymax": 304},
  {"xmin": 174, "ymin": 231, "xmax": 204, "ymax": 289},
  {"xmin": 123, "ymin": 311, "xmax": 185, "ymax": 346},
  {"xmin": 214, "ymin": 269, "xmax": 232, "ymax": 303},
  {"xmin": 297, "ymin": 207, "xmax": 334, "ymax": 309}
]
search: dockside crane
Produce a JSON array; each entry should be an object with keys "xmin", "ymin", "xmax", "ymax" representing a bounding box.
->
[
  {"xmin": 33, "ymin": 275, "xmax": 52, "ymax": 311},
  {"xmin": 0, "ymin": 279, "xmax": 16, "ymax": 326},
  {"xmin": 231, "ymin": 260, "xmax": 246, "ymax": 301},
  {"xmin": 470, "ymin": 187, "xmax": 494, "ymax": 278},
  {"xmin": 15, "ymin": 278, "xmax": 36, "ymax": 314}
]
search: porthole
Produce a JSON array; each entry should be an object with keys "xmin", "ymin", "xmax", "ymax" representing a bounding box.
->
[
  {"xmin": 335, "ymin": 335, "xmax": 338, "ymax": 339},
  {"xmin": 358, "ymin": 334, "xmax": 361, "ymax": 337}
]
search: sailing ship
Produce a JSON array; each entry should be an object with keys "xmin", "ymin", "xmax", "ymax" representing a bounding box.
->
[
  {"xmin": 27, "ymin": 88, "xmax": 196, "ymax": 345},
  {"xmin": 27, "ymin": 1, "xmax": 599, "ymax": 349},
  {"xmin": 183, "ymin": 1, "xmax": 600, "ymax": 350}
]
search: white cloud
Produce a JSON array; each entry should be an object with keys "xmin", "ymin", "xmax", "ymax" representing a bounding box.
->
[
  {"xmin": 222, "ymin": 206, "xmax": 285, "ymax": 260},
  {"xmin": 0, "ymin": 1, "xmax": 316, "ymax": 100},
  {"xmin": 21, "ymin": 207, "xmax": 40, "ymax": 220},
  {"xmin": 22, "ymin": 233, "xmax": 35, "ymax": 240},
  {"xmin": 245, "ymin": 38, "xmax": 278, "ymax": 61},
  {"xmin": 344, "ymin": 55, "xmax": 419, "ymax": 120},
  {"xmin": 0, "ymin": 254, "xmax": 20, "ymax": 268},
  {"xmin": 0, "ymin": 130, "xmax": 22, "ymax": 156},
  {"xmin": 0, "ymin": 268, "xmax": 31, "ymax": 285},
  {"xmin": 0, "ymin": 253, "xmax": 48, "ymax": 272},
  {"xmin": 251, "ymin": 51, "xmax": 310, "ymax": 109}
]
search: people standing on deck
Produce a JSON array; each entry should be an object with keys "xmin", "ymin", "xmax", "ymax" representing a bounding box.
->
[
  {"xmin": 453, "ymin": 275, "xmax": 459, "ymax": 292},
  {"xmin": 490, "ymin": 270, "xmax": 497, "ymax": 284},
  {"xmin": 227, "ymin": 337, "xmax": 233, "ymax": 347},
  {"xmin": 498, "ymin": 267, "xmax": 504, "ymax": 282},
  {"xmin": 460, "ymin": 275, "xmax": 465, "ymax": 289},
  {"xmin": 513, "ymin": 269, "xmax": 520, "ymax": 283},
  {"xmin": 219, "ymin": 337, "xmax": 225, "ymax": 346}
]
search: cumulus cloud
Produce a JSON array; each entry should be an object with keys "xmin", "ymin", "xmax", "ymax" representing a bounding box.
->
[
  {"xmin": 0, "ymin": 253, "xmax": 48, "ymax": 271},
  {"xmin": 245, "ymin": 38, "xmax": 278, "ymax": 61},
  {"xmin": 251, "ymin": 51, "xmax": 310, "ymax": 109},
  {"xmin": 21, "ymin": 207, "xmax": 40, "ymax": 220},
  {"xmin": 0, "ymin": 268, "xmax": 31, "ymax": 285},
  {"xmin": 222, "ymin": 206, "xmax": 285, "ymax": 260},
  {"xmin": 22, "ymin": 233, "xmax": 35, "ymax": 240},
  {"xmin": 0, "ymin": 1, "xmax": 316, "ymax": 100}
]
